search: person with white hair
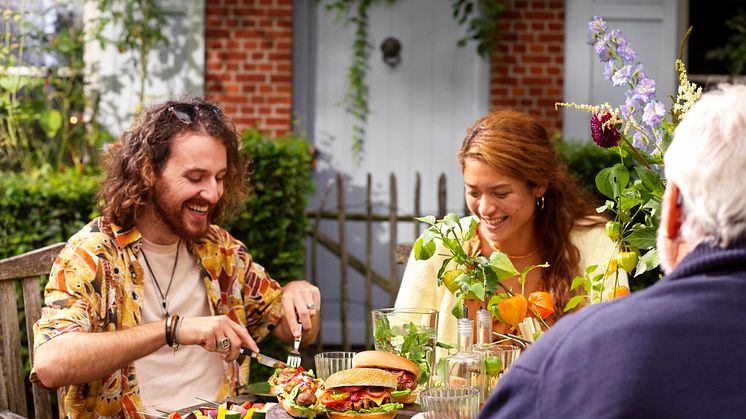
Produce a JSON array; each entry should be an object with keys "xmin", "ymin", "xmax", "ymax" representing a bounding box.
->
[{"xmin": 478, "ymin": 84, "xmax": 746, "ymax": 418}]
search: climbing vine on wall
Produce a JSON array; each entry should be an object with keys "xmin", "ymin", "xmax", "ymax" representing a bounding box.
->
[{"xmin": 324, "ymin": 0, "xmax": 503, "ymax": 159}]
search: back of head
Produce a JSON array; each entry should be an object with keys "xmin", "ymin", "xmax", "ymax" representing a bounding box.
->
[
  {"xmin": 99, "ymin": 98, "xmax": 249, "ymax": 229},
  {"xmin": 665, "ymin": 84, "xmax": 746, "ymax": 247}
]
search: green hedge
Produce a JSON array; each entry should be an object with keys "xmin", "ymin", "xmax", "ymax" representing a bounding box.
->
[
  {"xmin": 225, "ymin": 128, "xmax": 315, "ymax": 283},
  {"xmin": 0, "ymin": 166, "xmax": 102, "ymax": 259}
]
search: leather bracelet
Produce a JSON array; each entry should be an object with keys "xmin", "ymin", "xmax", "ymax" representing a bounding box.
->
[
  {"xmin": 165, "ymin": 315, "xmax": 174, "ymax": 347},
  {"xmin": 170, "ymin": 314, "xmax": 181, "ymax": 351}
]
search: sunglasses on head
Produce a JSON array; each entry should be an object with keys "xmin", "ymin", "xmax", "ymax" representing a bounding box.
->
[{"xmin": 166, "ymin": 103, "xmax": 222, "ymax": 124}]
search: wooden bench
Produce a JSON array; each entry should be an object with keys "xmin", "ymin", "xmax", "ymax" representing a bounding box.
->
[{"xmin": 0, "ymin": 243, "xmax": 65, "ymax": 419}]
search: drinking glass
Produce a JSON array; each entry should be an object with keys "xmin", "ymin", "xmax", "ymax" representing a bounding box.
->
[
  {"xmin": 473, "ymin": 343, "xmax": 522, "ymax": 402},
  {"xmin": 371, "ymin": 308, "xmax": 438, "ymax": 385},
  {"xmin": 419, "ymin": 386, "xmax": 480, "ymax": 419},
  {"xmin": 313, "ymin": 351, "xmax": 355, "ymax": 380}
]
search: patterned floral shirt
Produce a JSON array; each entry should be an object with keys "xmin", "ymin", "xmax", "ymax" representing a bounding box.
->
[{"xmin": 31, "ymin": 217, "xmax": 283, "ymax": 418}]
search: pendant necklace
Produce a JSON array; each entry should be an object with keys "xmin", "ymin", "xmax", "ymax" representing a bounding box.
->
[{"xmin": 141, "ymin": 238, "xmax": 181, "ymax": 318}]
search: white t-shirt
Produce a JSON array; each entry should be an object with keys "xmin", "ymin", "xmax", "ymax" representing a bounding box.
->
[{"xmin": 134, "ymin": 238, "xmax": 225, "ymax": 414}]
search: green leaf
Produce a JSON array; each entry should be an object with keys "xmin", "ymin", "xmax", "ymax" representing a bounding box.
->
[
  {"xmin": 596, "ymin": 164, "xmax": 630, "ymax": 199},
  {"xmin": 487, "ymin": 251, "xmax": 520, "ymax": 280},
  {"xmin": 415, "ymin": 215, "xmax": 437, "ymax": 226},
  {"xmin": 625, "ymin": 225, "xmax": 657, "ymax": 249},
  {"xmin": 469, "ymin": 283, "xmax": 485, "ymax": 301},
  {"xmin": 40, "ymin": 109, "xmax": 62, "ymax": 138},
  {"xmin": 414, "ymin": 236, "xmax": 436, "ymax": 260},
  {"xmin": 564, "ymin": 295, "xmax": 585, "ymax": 312},
  {"xmin": 570, "ymin": 275, "xmax": 585, "ymax": 291},
  {"xmin": 635, "ymin": 167, "xmax": 664, "ymax": 196},
  {"xmin": 443, "ymin": 213, "xmax": 460, "ymax": 229},
  {"xmin": 635, "ymin": 248, "xmax": 660, "ymax": 277},
  {"xmin": 463, "ymin": 217, "xmax": 478, "ymax": 241}
]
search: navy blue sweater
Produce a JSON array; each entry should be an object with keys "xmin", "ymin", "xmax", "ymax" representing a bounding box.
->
[{"xmin": 479, "ymin": 242, "xmax": 746, "ymax": 419}]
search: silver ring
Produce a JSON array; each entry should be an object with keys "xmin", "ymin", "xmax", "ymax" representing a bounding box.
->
[
  {"xmin": 218, "ymin": 337, "xmax": 230, "ymax": 349},
  {"xmin": 306, "ymin": 302, "xmax": 317, "ymax": 310}
]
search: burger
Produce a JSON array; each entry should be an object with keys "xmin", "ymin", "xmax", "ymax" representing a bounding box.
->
[
  {"xmin": 275, "ymin": 369, "xmax": 323, "ymax": 418},
  {"xmin": 352, "ymin": 351, "xmax": 421, "ymax": 404},
  {"xmin": 268, "ymin": 366, "xmax": 305, "ymax": 395},
  {"xmin": 319, "ymin": 368, "xmax": 404, "ymax": 419},
  {"xmin": 319, "ymin": 368, "xmax": 403, "ymax": 419}
]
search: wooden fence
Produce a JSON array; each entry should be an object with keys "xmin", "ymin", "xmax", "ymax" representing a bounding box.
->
[{"xmin": 305, "ymin": 171, "xmax": 466, "ymax": 352}]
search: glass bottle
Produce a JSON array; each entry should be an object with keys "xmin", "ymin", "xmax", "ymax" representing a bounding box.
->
[
  {"xmin": 476, "ymin": 309, "xmax": 492, "ymax": 346},
  {"xmin": 445, "ymin": 318, "xmax": 484, "ymax": 392}
]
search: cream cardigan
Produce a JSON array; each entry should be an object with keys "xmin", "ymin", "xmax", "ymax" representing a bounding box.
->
[{"xmin": 394, "ymin": 216, "xmax": 627, "ymax": 352}]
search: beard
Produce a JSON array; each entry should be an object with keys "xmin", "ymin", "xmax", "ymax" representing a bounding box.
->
[{"xmin": 151, "ymin": 180, "xmax": 213, "ymax": 241}]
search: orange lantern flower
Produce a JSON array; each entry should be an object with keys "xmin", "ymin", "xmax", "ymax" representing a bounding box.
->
[
  {"xmin": 606, "ymin": 285, "xmax": 631, "ymax": 300},
  {"xmin": 527, "ymin": 291, "xmax": 555, "ymax": 320},
  {"xmin": 497, "ymin": 294, "xmax": 528, "ymax": 328}
]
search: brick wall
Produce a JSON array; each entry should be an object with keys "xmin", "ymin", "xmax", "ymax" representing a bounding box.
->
[
  {"xmin": 490, "ymin": 0, "xmax": 565, "ymax": 135},
  {"xmin": 204, "ymin": 0, "xmax": 293, "ymax": 136}
]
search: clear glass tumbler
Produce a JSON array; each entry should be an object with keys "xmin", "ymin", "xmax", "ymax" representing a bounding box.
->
[
  {"xmin": 474, "ymin": 343, "xmax": 522, "ymax": 402},
  {"xmin": 313, "ymin": 351, "xmax": 355, "ymax": 380},
  {"xmin": 419, "ymin": 385, "xmax": 480, "ymax": 419},
  {"xmin": 371, "ymin": 308, "xmax": 438, "ymax": 385}
]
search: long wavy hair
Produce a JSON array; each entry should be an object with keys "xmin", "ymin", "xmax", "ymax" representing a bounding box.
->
[
  {"xmin": 99, "ymin": 98, "xmax": 250, "ymax": 230},
  {"xmin": 457, "ymin": 109, "xmax": 601, "ymax": 316}
]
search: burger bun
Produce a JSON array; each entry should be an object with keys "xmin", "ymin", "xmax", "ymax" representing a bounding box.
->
[
  {"xmin": 324, "ymin": 368, "xmax": 398, "ymax": 390},
  {"xmin": 391, "ymin": 391, "xmax": 418, "ymax": 405},
  {"xmin": 352, "ymin": 351, "xmax": 421, "ymax": 381},
  {"xmin": 280, "ymin": 398, "xmax": 314, "ymax": 418}
]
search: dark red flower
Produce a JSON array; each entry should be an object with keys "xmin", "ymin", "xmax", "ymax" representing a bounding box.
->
[{"xmin": 590, "ymin": 112, "xmax": 621, "ymax": 148}]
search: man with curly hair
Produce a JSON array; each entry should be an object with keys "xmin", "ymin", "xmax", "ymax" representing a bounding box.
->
[{"xmin": 30, "ymin": 99, "xmax": 320, "ymax": 417}]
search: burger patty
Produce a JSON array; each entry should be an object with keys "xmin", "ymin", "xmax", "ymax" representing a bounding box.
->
[
  {"xmin": 295, "ymin": 388, "xmax": 318, "ymax": 406},
  {"xmin": 391, "ymin": 370, "xmax": 418, "ymax": 391},
  {"xmin": 328, "ymin": 396, "xmax": 392, "ymax": 412}
]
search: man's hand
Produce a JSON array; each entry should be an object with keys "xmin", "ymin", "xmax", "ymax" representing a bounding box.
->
[
  {"xmin": 178, "ymin": 315, "xmax": 259, "ymax": 362},
  {"xmin": 274, "ymin": 280, "xmax": 320, "ymax": 344}
]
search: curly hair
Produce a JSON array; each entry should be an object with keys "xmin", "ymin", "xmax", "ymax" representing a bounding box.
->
[
  {"xmin": 98, "ymin": 98, "xmax": 250, "ymax": 229},
  {"xmin": 457, "ymin": 109, "xmax": 602, "ymax": 317}
]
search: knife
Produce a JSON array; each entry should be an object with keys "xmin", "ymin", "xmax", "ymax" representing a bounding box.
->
[{"xmin": 240, "ymin": 347, "xmax": 288, "ymax": 369}]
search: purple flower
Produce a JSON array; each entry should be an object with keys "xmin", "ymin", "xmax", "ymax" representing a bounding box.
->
[
  {"xmin": 603, "ymin": 61, "xmax": 616, "ymax": 81},
  {"xmin": 590, "ymin": 112, "xmax": 621, "ymax": 148},
  {"xmin": 621, "ymin": 96, "xmax": 637, "ymax": 119},
  {"xmin": 642, "ymin": 101, "xmax": 666, "ymax": 127},
  {"xmin": 633, "ymin": 78, "xmax": 656, "ymax": 103},
  {"xmin": 612, "ymin": 65, "xmax": 633, "ymax": 87},
  {"xmin": 594, "ymin": 40, "xmax": 611, "ymax": 62},
  {"xmin": 587, "ymin": 16, "xmax": 608, "ymax": 43},
  {"xmin": 616, "ymin": 40, "xmax": 637, "ymax": 61}
]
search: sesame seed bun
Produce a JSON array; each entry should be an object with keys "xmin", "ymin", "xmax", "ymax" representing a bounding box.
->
[
  {"xmin": 323, "ymin": 368, "xmax": 397, "ymax": 390},
  {"xmin": 352, "ymin": 351, "xmax": 422, "ymax": 381}
]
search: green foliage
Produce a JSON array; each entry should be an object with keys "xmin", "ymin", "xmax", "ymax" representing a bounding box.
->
[
  {"xmin": 451, "ymin": 0, "xmax": 504, "ymax": 57},
  {"xmin": 94, "ymin": 0, "xmax": 168, "ymax": 110},
  {"xmin": 705, "ymin": 10, "xmax": 746, "ymax": 76},
  {"xmin": 225, "ymin": 128, "xmax": 315, "ymax": 284},
  {"xmin": 0, "ymin": 166, "xmax": 101, "ymax": 259},
  {"xmin": 555, "ymin": 138, "xmax": 623, "ymax": 203},
  {"xmin": 0, "ymin": 5, "xmax": 112, "ymax": 172}
]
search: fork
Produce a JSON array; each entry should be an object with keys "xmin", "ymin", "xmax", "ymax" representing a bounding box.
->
[{"xmin": 286, "ymin": 320, "xmax": 302, "ymax": 367}]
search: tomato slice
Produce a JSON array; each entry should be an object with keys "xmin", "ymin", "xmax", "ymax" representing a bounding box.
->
[
  {"xmin": 339, "ymin": 386, "xmax": 362, "ymax": 392},
  {"xmin": 320, "ymin": 391, "xmax": 348, "ymax": 406}
]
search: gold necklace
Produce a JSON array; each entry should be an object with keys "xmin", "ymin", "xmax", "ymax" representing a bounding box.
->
[{"xmin": 485, "ymin": 236, "xmax": 539, "ymax": 260}]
